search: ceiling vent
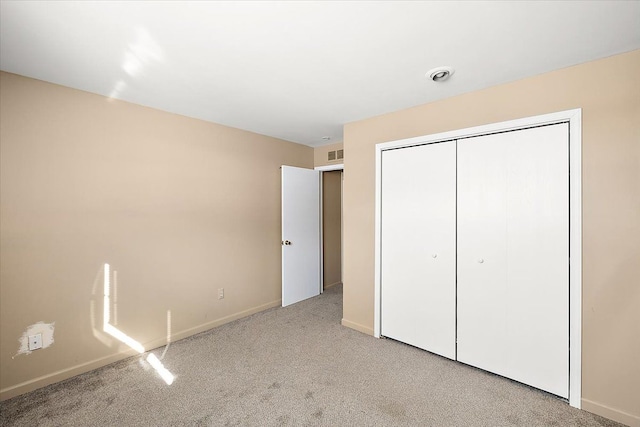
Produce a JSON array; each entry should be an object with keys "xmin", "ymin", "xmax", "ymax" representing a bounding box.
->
[{"xmin": 328, "ymin": 151, "xmax": 336, "ymax": 161}]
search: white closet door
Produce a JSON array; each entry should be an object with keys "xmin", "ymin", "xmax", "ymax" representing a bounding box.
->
[
  {"xmin": 381, "ymin": 141, "xmax": 456, "ymax": 359},
  {"xmin": 457, "ymin": 124, "xmax": 569, "ymax": 397}
]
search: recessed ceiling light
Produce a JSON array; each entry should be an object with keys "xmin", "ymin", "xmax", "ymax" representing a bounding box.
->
[{"xmin": 426, "ymin": 66, "xmax": 455, "ymax": 82}]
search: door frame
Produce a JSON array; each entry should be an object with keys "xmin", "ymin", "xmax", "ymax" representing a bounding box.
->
[
  {"xmin": 373, "ymin": 109, "xmax": 582, "ymax": 408},
  {"xmin": 315, "ymin": 163, "xmax": 344, "ymax": 293}
]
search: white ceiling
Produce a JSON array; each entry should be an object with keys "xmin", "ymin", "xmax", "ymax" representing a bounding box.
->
[{"xmin": 1, "ymin": 1, "xmax": 639, "ymax": 147}]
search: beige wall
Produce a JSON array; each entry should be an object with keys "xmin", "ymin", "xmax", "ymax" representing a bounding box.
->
[
  {"xmin": 342, "ymin": 50, "xmax": 640, "ymax": 425},
  {"xmin": 314, "ymin": 142, "xmax": 344, "ymax": 167},
  {"xmin": 322, "ymin": 171, "xmax": 342, "ymax": 287},
  {"xmin": 0, "ymin": 72, "xmax": 313, "ymax": 400}
]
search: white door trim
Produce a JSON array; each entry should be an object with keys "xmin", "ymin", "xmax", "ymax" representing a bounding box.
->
[
  {"xmin": 319, "ymin": 172, "xmax": 324, "ymax": 294},
  {"xmin": 315, "ymin": 163, "xmax": 344, "ymax": 171},
  {"xmin": 373, "ymin": 108, "xmax": 582, "ymax": 408}
]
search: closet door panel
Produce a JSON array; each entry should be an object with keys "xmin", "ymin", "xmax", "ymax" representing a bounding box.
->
[
  {"xmin": 381, "ymin": 141, "xmax": 456, "ymax": 359},
  {"xmin": 457, "ymin": 124, "xmax": 569, "ymax": 397},
  {"xmin": 457, "ymin": 137, "xmax": 509, "ymax": 375}
]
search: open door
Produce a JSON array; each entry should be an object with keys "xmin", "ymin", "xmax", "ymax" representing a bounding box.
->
[{"xmin": 281, "ymin": 165, "xmax": 320, "ymax": 307}]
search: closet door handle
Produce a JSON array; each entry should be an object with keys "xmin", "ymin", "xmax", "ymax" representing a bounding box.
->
[{"xmin": 478, "ymin": 258, "xmax": 484, "ymax": 264}]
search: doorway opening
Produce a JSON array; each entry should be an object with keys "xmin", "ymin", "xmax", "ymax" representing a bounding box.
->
[
  {"xmin": 321, "ymin": 170, "xmax": 342, "ymax": 291},
  {"xmin": 281, "ymin": 163, "xmax": 342, "ymax": 306},
  {"xmin": 316, "ymin": 164, "xmax": 344, "ymax": 293}
]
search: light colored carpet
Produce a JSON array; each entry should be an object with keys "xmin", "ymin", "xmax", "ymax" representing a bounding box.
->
[{"xmin": 0, "ymin": 284, "xmax": 621, "ymax": 426}]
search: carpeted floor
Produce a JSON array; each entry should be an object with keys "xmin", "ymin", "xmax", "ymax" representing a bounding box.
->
[{"xmin": 0, "ymin": 284, "xmax": 622, "ymax": 426}]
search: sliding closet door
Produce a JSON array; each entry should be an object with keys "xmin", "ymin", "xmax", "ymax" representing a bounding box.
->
[
  {"xmin": 457, "ymin": 124, "xmax": 569, "ymax": 397},
  {"xmin": 381, "ymin": 141, "xmax": 456, "ymax": 359}
]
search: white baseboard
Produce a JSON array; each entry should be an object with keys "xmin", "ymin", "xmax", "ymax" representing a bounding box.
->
[
  {"xmin": 582, "ymin": 398, "xmax": 640, "ymax": 427},
  {"xmin": 341, "ymin": 318, "xmax": 374, "ymax": 336},
  {"xmin": 0, "ymin": 299, "xmax": 281, "ymax": 401}
]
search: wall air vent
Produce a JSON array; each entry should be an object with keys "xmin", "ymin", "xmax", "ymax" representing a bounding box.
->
[
  {"xmin": 328, "ymin": 151, "xmax": 336, "ymax": 161},
  {"xmin": 337, "ymin": 149, "xmax": 344, "ymax": 160}
]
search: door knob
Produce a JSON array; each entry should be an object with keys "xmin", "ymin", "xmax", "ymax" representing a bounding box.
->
[
  {"xmin": 282, "ymin": 240, "xmax": 292, "ymax": 246},
  {"xmin": 478, "ymin": 258, "xmax": 484, "ymax": 263},
  {"xmin": 432, "ymin": 254, "xmax": 438, "ymax": 258}
]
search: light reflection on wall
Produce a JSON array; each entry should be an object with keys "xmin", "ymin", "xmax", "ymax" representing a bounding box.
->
[
  {"xmin": 102, "ymin": 263, "xmax": 174, "ymax": 385},
  {"xmin": 161, "ymin": 310, "xmax": 171, "ymax": 360}
]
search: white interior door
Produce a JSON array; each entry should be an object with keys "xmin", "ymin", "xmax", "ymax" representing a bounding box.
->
[
  {"xmin": 381, "ymin": 142, "xmax": 456, "ymax": 359},
  {"xmin": 281, "ymin": 165, "xmax": 320, "ymax": 307},
  {"xmin": 457, "ymin": 124, "xmax": 569, "ymax": 397}
]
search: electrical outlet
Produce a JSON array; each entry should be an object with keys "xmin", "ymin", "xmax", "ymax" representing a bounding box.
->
[
  {"xmin": 218, "ymin": 288, "xmax": 224, "ymax": 300},
  {"xmin": 28, "ymin": 333, "xmax": 43, "ymax": 351}
]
